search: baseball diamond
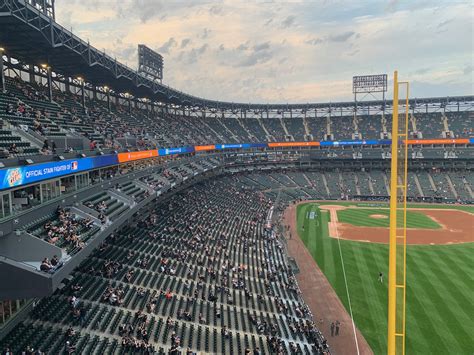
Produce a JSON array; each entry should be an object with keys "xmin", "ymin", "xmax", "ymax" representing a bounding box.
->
[{"xmin": 286, "ymin": 202, "xmax": 474, "ymax": 355}]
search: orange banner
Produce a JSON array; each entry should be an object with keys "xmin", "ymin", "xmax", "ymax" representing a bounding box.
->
[
  {"xmin": 117, "ymin": 150, "xmax": 158, "ymax": 163},
  {"xmin": 195, "ymin": 145, "xmax": 216, "ymax": 151},
  {"xmin": 405, "ymin": 138, "xmax": 469, "ymax": 145},
  {"xmin": 268, "ymin": 141, "xmax": 320, "ymax": 148}
]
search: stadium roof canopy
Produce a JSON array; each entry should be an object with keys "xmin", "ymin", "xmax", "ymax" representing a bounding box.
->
[{"xmin": 0, "ymin": 0, "xmax": 473, "ymax": 111}]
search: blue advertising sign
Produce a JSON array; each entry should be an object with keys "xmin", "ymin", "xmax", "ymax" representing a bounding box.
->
[
  {"xmin": 249, "ymin": 143, "xmax": 268, "ymax": 148},
  {"xmin": 0, "ymin": 155, "xmax": 118, "ymax": 191},
  {"xmin": 215, "ymin": 143, "xmax": 266, "ymax": 150},
  {"xmin": 157, "ymin": 146, "xmax": 195, "ymax": 156},
  {"xmin": 215, "ymin": 144, "xmax": 245, "ymax": 150},
  {"xmin": 320, "ymin": 139, "xmax": 385, "ymax": 146}
]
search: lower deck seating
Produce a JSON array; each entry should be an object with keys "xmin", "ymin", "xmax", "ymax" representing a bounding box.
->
[{"xmin": 1, "ymin": 175, "xmax": 329, "ymax": 354}]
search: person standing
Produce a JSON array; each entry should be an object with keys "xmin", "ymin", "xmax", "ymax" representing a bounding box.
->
[
  {"xmin": 335, "ymin": 320, "xmax": 340, "ymax": 336},
  {"xmin": 379, "ymin": 271, "xmax": 383, "ymax": 283},
  {"xmin": 330, "ymin": 322, "xmax": 335, "ymax": 337}
]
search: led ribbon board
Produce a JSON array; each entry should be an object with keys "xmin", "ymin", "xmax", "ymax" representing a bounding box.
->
[{"xmin": 0, "ymin": 155, "xmax": 118, "ymax": 191}]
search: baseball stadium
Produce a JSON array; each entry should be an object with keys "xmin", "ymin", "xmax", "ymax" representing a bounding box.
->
[{"xmin": 0, "ymin": 1, "xmax": 472, "ymax": 354}]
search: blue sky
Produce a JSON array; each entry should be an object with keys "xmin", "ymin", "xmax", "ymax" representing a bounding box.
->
[{"xmin": 55, "ymin": 0, "xmax": 473, "ymax": 103}]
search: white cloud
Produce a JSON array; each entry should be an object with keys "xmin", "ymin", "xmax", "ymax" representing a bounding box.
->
[{"xmin": 54, "ymin": 0, "xmax": 473, "ymax": 103}]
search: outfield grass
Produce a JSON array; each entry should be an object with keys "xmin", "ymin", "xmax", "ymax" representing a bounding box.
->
[
  {"xmin": 336, "ymin": 208, "xmax": 442, "ymax": 229},
  {"xmin": 297, "ymin": 203, "xmax": 474, "ymax": 355}
]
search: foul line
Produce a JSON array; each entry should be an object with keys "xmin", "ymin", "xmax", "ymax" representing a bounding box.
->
[{"xmin": 333, "ymin": 216, "xmax": 361, "ymax": 355}]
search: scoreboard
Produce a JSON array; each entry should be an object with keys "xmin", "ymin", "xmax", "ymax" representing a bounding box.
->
[{"xmin": 138, "ymin": 44, "xmax": 163, "ymax": 82}]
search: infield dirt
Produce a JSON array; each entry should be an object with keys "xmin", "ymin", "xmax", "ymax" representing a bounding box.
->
[{"xmin": 319, "ymin": 204, "xmax": 473, "ymax": 245}]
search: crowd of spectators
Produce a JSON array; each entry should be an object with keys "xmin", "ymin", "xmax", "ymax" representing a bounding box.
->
[{"xmin": 38, "ymin": 206, "xmax": 94, "ymax": 252}]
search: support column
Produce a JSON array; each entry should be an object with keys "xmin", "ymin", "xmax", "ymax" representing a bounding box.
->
[
  {"xmin": 45, "ymin": 66, "xmax": 52, "ymax": 102},
  {"xmin": 0, "ymin": 48, "xmax": 5, "ymax": 92},
  {"xmin": 106, "ymin": 90, "xmax": 111, "ymax": 112},
  {"xmin": 29, "ymin": 64, "xmax": 36, "ymax": 85},
  {"xmin": 81, "ymin": 82, "xmax": 85, "ymax": 108}
]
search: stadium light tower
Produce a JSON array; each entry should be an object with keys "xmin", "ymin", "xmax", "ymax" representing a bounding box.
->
[
  {"xmin": 353, "ymin": 74, "xmax": 388, "ymax": 116},
  {"xmin": 0, "ymin": 47, "xmax": 5, "ymax": 93},
  {"xmin": 41, "ymin": 63, "xmax": 52, "ymax": 102}
]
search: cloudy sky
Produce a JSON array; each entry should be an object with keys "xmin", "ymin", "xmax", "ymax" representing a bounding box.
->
[{"xmin": 55, "ymin": 0, "xmax": 473, "ymax": 104}]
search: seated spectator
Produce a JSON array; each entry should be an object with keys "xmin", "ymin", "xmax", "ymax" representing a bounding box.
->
[
  {"xmin": 8, "ymin": 143, "xmax": 19, "ymax": 155},
  {"xmin": 65, "ymin": 341, "xmax": 75, "ymax": 354},
  {"xmin": 50, "ymin": 255, "xmax": 60, "ymax": 266},
  {"xmin": 40, "ymin": 258, "xmax": 53, "ymax": 273},
  {"xmin": 42, "ymin": 139, "xmax": 49, "ymax": 153}
]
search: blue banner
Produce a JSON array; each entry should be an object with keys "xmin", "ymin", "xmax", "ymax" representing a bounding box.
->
[
  {"xmin": 157, "ymin": 146, "xmax": 195, "ymax": 156},
  {"xmin": 215, "ymin": 144, "xmax": 245, "ymax": 149},
  {"xmin": 250, "ymin": 143, "xmax": 268, "ymax": 148},
  {"xmin": 0, "ymin": 155, "xmax": 118, "ymax": 191},
  {"xmin": 215, "ymin": 143, "xmax": 266, "ymax": 150},
  {"xmin": 320, "ymin": 139, "xmax": 387, "ymax": 146}
]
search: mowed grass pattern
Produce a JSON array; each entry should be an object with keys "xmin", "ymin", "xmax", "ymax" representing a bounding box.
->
[
  {"xmin": 297, "ymin": 203, "xmax": 474, "ymax": 355},
  {"xmin": 336, "ymin": 208, "xmax": 441, "ymax": 229}
]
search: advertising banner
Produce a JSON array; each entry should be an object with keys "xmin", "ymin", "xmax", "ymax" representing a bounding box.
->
[
  {"xmin": 117, "ymin": 150, "xmax": 158, "ymax": 163},
  {"xmin": 195, "ymin": 145, "xmax": 216, "ymax": 151},
  {"xmin": 215, "ymin": 143, "xmax": 267, "ymax": 150},
  {"xmin": 0, "ymin": 155, "xmax": 118, "ymax": 191},
  {"xmin": 405, "ymin": 138, "xmax": 469, "ymax": 145},
  {"xmin": 320, "ymin": 139, "xmax": 382, "ymax": 146},
  {"xmin": 268, "ymin": 141, "xmax": 320, "ymax": 147},
  {"xmin": 157, "ymin": 146, "xmax": 195, "ymax": 156}
]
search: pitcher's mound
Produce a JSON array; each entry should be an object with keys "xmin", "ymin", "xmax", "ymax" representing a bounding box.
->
[{"xmin": 370, "ymin": 214, "xmax": 388, "ymax": 219}]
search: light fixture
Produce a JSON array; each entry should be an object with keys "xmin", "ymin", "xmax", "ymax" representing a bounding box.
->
[
  {"xmin": 77, "ymin": 76, "xmax": 83, "ymax": 81},
  {"xmin": 0, "ymin": 47, "xmax": 4, "ymax": 52}
]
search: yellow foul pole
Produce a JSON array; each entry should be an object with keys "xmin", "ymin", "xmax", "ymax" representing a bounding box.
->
[{"xmin": 387, "ymin": 70, "xmax": 399, "ymax": 355}]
